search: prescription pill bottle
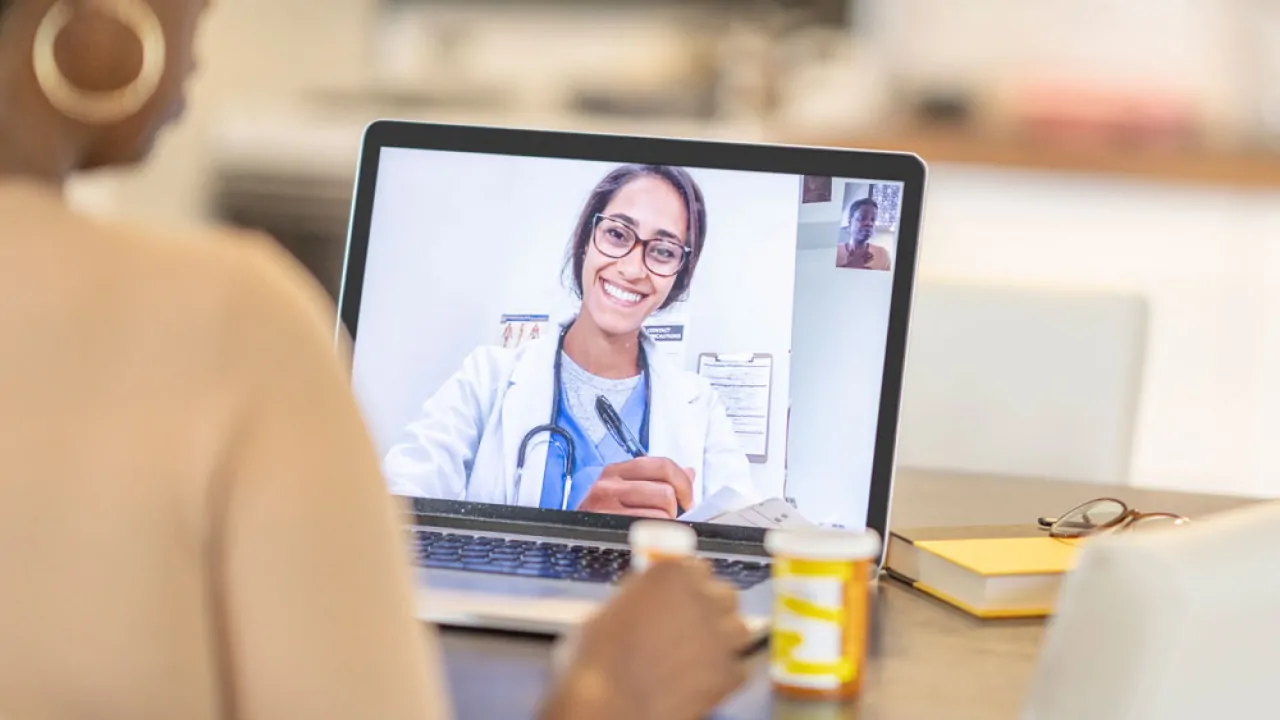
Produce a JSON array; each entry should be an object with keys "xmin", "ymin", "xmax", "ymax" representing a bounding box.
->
[
  {"xmin": 628, "ymin": 520, "xmax": 697, "ymax": 573},
  {"xmin": 764, "ymin": 528, "xmax": 881, "ymax": 700}
]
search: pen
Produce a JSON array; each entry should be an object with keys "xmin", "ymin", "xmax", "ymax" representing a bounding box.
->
[{"xmin": 595, "ymin": 395, "xmax": 687, "ymax": 516}]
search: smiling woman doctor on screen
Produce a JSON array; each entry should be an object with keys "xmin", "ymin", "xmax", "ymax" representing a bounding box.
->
[{"xmin": 384, "ymin": 164, "xmax": 755, "ymax": 518}]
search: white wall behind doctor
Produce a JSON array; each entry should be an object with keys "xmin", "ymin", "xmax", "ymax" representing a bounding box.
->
[
  {"xmin": 351, "ymin": 148, "xmax": 801, "ymax": 497},
  {"xmin": 786, "ymin": 250, "xmax": 893, "ymax": 528}
]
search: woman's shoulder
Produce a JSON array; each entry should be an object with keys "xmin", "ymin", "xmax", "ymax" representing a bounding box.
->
[
  {"xmin": 116, "ymin": 219, "xmax": 337, "ymax": 345},
  {"xmin": 459, "ymin": 344, "xmax": 519, "ymax": 371},
  {"xmin": 50, "ymin": 198, "xmax": 340, "ymax": 372},
  {"xmin": 23, "ymin": 189, "xmax": 317, "ymax": 311},
  {"xmin": 870, "ymin": 244, "xmax": 893, "ymax": 270},
  {"xmin": 457, "ymin": 339, "xmax": 550, "ymax": 379},
  {"xmin": 644, "ymin": 349, "xmax": 719, "ymax": 404},
  {"xmin": 3, "ymin": 182, "xmax": 332, "ymax": 344}
]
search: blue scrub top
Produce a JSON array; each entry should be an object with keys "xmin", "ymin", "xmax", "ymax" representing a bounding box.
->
[{"xmin": 539, "ymin": 380, "xmax": 649, "ymax": 511}]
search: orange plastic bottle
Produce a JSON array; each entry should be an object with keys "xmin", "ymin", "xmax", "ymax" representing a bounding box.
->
[{"xmin": 765, "ymin": 528, "xmax": 880, "ymax": 700}]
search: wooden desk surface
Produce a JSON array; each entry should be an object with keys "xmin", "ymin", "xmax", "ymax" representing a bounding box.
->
[{"xmin": 437, "ymin": 470, "xmax": 1260, "ymax": 719}]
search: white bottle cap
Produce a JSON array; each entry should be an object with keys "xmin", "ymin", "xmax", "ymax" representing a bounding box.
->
[
  {"xmin": 765, "ymin": 528, "xmax": 881, "ymax": 561},
  {"xmin": 628, "ymin": 520, "xmax": 697, "ymax": 572}
]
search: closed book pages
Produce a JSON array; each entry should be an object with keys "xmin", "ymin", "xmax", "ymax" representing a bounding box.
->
[{"xmin": 885, "ymin": 525, "xmax": 1081, "ymax": 619}]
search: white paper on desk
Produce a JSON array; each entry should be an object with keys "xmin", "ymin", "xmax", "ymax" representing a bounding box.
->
[
  {"xmin": 678, "ymin": 486, "xmax": 754, "ymax": 523},
  {"xmin": 679, "ymin": 490, "xmax": 817, "ymax": 530},
  {"xmin": 709, "ymin": 498, "xmax": 815, "ymax": 530}
]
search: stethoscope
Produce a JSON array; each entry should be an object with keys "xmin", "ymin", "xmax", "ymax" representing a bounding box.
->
[{"xmin": 512, "ymin": 323, "xmax": 652, "ymax": 510}]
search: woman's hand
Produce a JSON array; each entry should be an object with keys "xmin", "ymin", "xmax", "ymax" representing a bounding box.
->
[
  {"xmin": 539, "ymin": 558, "xmax": 752, "ymax": 720},
  {"xmin": 577, "ymin": 457, "xmax": 695, "ymax": 519}
]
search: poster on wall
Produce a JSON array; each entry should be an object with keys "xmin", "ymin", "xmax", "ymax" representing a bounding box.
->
[
  {"xmin": 499, "ymin": 314, "xmax": 688, "ymax": 360},
  {"xmin": 801, "ymin": 175, "xmax": 833, "ymax": 204},
  {"xmin": 498, "ymin": 314, "xmax": 552, "ymax": 349}
]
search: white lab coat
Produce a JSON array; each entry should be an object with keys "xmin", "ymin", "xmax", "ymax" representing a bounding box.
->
[{"xmin": 383, "ymin": 333, "xmax": 757, "ymax": 510}]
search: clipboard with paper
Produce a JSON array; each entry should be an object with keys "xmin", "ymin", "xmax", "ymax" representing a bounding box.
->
[{"xmin": 696, "ymin": 352, "xmax": 773, "ymax": 464}]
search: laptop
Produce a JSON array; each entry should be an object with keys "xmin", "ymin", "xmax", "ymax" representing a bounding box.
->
[{"xmin": 338, "ymin": 121, "xmax": 925, "ymax": 635}]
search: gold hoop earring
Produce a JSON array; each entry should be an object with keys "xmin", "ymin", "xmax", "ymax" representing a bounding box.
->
[{"xmin": 32, "ymin": 0, "xmax": 166, "ymax": 124}]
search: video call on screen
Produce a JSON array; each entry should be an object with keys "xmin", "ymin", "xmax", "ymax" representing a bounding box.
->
[{"xmin": 351, "ymin": 149, "xmax": 903, "ymax": 530}]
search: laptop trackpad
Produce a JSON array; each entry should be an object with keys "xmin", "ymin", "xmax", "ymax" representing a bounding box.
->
[
  {"xmin": 415, "ymin": 569, "xmax": 771, "ymax": 639},
  {"xmin": 415, "ymin": 569, "xmax": 614, "ymax": 635},
  {"xmin": 418, "ymin": 568, "xmax": 615, "ymax": 599}
]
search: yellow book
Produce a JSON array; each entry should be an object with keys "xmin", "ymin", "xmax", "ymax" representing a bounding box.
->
[{"xmin": 886, "ymin": 527, "xmax": 1082, "ymax": 619}]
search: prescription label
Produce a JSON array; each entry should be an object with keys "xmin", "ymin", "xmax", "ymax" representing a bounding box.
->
[{"xmin": 769, "ymin": 557, "xmax": 868, "ymax": 695}]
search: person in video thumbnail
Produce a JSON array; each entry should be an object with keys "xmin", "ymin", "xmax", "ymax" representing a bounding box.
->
[
  {"xmin": 836, "ymin": 198, "xmax": 892, "ymax": 272},
  {"xmin": 384, "ymin": 164, "xmax": 754, "ymax": 517}
]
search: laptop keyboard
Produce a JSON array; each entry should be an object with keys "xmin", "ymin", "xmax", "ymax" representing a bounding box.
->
[{"xmin": 413, "ymin": 530, "xmax": 772, "ymax": 590}]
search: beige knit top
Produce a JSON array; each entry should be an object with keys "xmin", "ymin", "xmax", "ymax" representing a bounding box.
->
[{"xmin": 0, "ymin": 180, "xmax": 450, "ymax": 719}]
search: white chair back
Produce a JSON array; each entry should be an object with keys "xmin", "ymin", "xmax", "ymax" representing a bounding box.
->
[
  {"xmin": 1023, "ymin": 500, "xmax": 1280, "ymax": 720},
  {"xmin": 896, "ymin": 280, "xmax": 1147, "ymax": 484}
]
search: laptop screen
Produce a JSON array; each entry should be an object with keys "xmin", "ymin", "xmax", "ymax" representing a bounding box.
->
[{"xmin": 350, "ymin": 147, "xmax": 906, "ymax": 531}]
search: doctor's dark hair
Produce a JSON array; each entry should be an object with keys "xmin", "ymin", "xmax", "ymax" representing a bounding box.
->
[{"xmin": 564, "ymin": 164, "xmax": 707, "ymax": 311}]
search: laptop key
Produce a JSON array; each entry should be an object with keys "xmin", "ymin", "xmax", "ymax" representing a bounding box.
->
[
  {"xmin": 422, "ymin": 558, "xmax": 467, "ymax": 570},
  {"xmin": 515, "ymin": 566, "xmax": 560, "ymax": 578}
]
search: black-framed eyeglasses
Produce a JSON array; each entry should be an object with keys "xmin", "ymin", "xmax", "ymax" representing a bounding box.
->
[
  {"xmin": 1037, "ymin": 497, "xmax": 1190, "ymax": 539},
  {"xmin": 592, "ymin": 214, "xmax": 691, "ymax": 278}
]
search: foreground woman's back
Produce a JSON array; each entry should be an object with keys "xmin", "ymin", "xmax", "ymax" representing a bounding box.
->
[
  {"xmin": 0, "ymin": 179, "xmax": 451, "ymax": 719},
  {"xmin": 0, "ymin": 1, "xmax": 751, "ymax": 716}
]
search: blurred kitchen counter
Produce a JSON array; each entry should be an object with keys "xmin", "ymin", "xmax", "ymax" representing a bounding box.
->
[
  {"xmin": 211, "ymin": 105, "xmax": 1280, "ymax": 192},
  {"xmin": 782, "ymin": 128, "xmax": 1280, "ymax": 190},
  {"xmin": 209, "ymin": 103, "xmax": 770, "ymax": 178}
]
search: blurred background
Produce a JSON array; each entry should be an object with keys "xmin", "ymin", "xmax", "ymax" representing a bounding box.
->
[{"xmin": 69, "ymin": 0, "xmax": 1280, "ymax": 500}]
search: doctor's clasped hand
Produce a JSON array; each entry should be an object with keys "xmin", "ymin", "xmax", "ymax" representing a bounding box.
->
[
  {"xmin": 384, "ymin": 164, "xmax": 757, "ymax": 516},
  {"xmin": 576, "ymin": 458, "xmax": 695, "ymax": 519}
]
